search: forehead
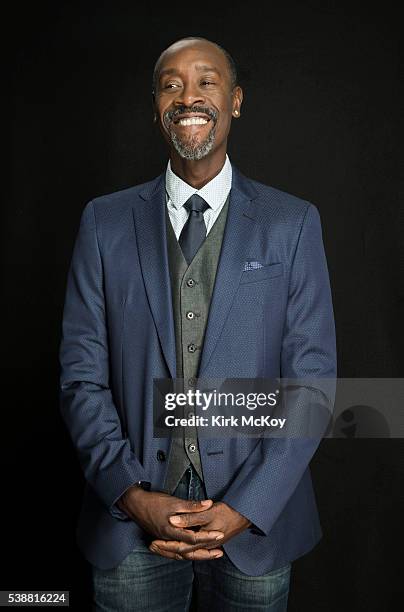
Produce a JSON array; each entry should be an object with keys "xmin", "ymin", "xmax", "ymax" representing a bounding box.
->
[{"xmin": 157, "ymin": 41, "xmax": 228, "ymax": 79}]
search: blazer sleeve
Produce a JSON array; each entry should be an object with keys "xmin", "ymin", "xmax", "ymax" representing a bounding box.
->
[
  {"xmin": 220, "ymin": 203, "xmax": 337, "ymax": 536},
  {"xmin": 58, "ymin": 200, "xmax": 150, "ymax": 521}
]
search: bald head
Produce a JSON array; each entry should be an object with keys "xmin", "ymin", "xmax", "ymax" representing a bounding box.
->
[{"xmin": 152, "ymin": 37, "xmax": 238, "ymax": 97}]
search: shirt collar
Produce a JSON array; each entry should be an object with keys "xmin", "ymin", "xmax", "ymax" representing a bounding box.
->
[{"xmin": 165, "ymin": 154, "xmax": 232, "ymax": 211}]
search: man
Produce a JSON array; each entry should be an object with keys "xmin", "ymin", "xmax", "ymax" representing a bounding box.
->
[{"xmin": 59, "ymin": 36, "xmax": 337, "ymax": 611}]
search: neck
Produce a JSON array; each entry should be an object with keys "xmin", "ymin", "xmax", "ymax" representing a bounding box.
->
[{"xmin": 169, "ymin": 149, "xmax": 227, "ymax": 189}]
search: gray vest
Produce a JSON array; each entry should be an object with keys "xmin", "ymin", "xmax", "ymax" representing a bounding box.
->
[{"xmin": 163, "ymin": 194, "xmax": 230, "ymax": 494}]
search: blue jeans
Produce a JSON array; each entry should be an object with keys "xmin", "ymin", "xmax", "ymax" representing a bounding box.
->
[{"xmin": 92, "ymin": 465, "xmax": 291, "ymax": 611}]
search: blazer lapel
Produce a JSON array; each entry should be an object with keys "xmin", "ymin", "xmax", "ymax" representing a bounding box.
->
[
  {"xmin": 198, "ymin": 165, "xmax": 260, "ymax": 377},
  {"xmin": 132, "ymin": 172, "xmax": 177, "ymax": 379}
]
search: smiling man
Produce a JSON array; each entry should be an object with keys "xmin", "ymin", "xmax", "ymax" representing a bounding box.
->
[{"xmin": 59, "ymin": 36, "xmax": 337, "ymax": 611}]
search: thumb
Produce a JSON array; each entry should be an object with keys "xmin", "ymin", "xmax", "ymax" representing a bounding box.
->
[{"xmin": 173, "ymin": 499, "xmax": 213, "ymax": 513}]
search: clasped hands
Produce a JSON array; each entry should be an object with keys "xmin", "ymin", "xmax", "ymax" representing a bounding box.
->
[{"xmin": 117, "ymin": 487, "xmax": 251, "ymax": 560}]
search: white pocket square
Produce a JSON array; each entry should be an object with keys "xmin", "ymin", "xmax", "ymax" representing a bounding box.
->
[{"xmin": 243, "ymin": 260, "xmax": 264, "ymax": 271}]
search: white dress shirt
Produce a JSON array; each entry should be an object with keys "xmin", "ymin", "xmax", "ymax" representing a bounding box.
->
[{"xmin": 165, "ymin": 154, "xmax": 233, "ymax": 240}]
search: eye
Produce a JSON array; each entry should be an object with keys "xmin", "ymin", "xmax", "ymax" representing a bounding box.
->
[
  {"xmin": 164, "ymin": 83, "xmax": 181, "ymax": 89},
  {"xmin": 201, "ymin": 80, "xmax": 215, "ymax": 86}
]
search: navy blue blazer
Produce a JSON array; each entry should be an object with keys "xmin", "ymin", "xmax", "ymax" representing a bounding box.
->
[{"xmin": 59, "ymin": 164, "xmax": 337, "ymax": 575}]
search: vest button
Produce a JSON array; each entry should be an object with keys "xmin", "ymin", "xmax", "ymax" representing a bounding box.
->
[
  {"xmin": 188, "ymin": 443, "xmax": 197, "ymax": 453},
  {"xmin": 188, "ymin": 343, "xmax": 197, "ymax": 353},
  {"xmin": 186, "ymin": 278, "xmax": 195, "ymax": 287},
  {"xmin": 186, "ymin": 311, "xmax": 195, "ymax": 320},
  {"xmin": 188, "ymin": 377, "xmax": 196, "ymax": 386},
  {"xmin": 188, "ymin": 411, "xmax": 195, "ymax": 418},
  {"xmin": 156, "ymin": 450, "xmax": 166, "ymax": 462}
]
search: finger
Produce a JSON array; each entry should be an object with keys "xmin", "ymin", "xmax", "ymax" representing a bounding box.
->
[
  {"xmin": 169, "ymin": 510, "xmax": 212, "ymax": 529},
  {"xmin": 149, "ymin": 543, "xmax": 185, "ymax": 561},
  {"xmin": 166, "ymin": 527, "xmax": 223, "ymax": 545},
  {"xmin": 171, "ymin": 499, "xmax": 213, "ymax": 513},
  {"xmin": 182, "ymin": 548, "xmax": 224, "ymax": 561},
  {"xmin": 152, "ymin": 539, "xmax": 224, "ymax": 555},
  {"xmin": 150, "ymin": 542, "xmax": 223, "ymax": 561}
]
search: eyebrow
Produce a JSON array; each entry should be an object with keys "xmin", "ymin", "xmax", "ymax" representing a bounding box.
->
[{"xmin": 159, "ymin": 65, "xmax": 222, "ymax": 79}]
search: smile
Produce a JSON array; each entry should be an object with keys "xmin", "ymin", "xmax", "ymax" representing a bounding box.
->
[{"xmin": 176, "ymin": 117, "xmax": 209, "ymax": 126}]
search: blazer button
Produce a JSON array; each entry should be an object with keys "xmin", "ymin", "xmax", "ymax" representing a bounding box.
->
[{"xmin": 157, "ymin": 450, "xmax": 166, "ymax": 462}]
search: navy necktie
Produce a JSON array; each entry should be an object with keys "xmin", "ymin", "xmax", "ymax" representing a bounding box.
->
[{"xmin": 179, "ymin": 194, "xmax": 210, "ymax": 264}]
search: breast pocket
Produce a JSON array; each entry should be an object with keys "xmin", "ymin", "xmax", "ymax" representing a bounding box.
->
[{"xmin": 239, "ymin": 262, "xmax": 283, "ymax": 284}]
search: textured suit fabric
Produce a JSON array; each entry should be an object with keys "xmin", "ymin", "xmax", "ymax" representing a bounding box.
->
[
  {"xmin": 58, "ymin": 164, "xmax": 337, "ymax": 575},
  {"xmin": 163, "ymin": 194, "xmax": 230, "ymax": 494}
]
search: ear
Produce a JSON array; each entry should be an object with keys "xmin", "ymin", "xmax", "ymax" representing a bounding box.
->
[
  {"xmin": 232, "ymin": 85, "xmax": 243, "ymax": 118},
  {"xmin": 152, "ymin": 94, "xmax": 157, "ymax": 123}
]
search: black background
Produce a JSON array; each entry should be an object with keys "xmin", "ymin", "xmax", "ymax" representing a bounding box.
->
[{"xmin": 3, "ymin": 1, "xmax": 403, "ymax": 610}]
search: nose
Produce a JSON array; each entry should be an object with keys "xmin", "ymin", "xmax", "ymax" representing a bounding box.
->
[{"xmin": 174, "ymin": 81, "xmax": 205, "ymax": 108}]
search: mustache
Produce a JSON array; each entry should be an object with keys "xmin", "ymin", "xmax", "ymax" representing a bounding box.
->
[{"xmin": 164, "ymin": 105, "xmax": 218, "ymax": 126}]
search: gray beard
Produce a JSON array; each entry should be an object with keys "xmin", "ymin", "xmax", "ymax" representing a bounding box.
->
[{"xmin": 168, "ymin": 122, "xmax": 217, "ymax": 160}]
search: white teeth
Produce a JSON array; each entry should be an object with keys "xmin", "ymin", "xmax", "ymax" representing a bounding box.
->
[{"xmin": 178, "ymin": 117, "xmax": 208, "ymax": 126}]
